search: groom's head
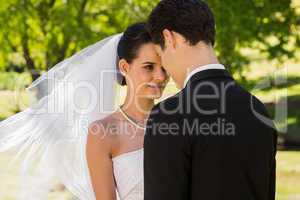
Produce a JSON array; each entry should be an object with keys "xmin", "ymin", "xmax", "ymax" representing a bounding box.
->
[{"xmin": 147, "ymin": 0, "xmax": 216, "ymax": 85}]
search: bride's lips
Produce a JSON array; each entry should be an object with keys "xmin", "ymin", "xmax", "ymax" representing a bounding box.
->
[{"xmin": 147, "ymin": 83, "xmax": 165, "ymax": 89}]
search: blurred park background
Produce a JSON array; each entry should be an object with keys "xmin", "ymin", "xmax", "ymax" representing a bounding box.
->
[{"xmin": 0, "ymin": 0, "xmax": 299, "ymax": 199}]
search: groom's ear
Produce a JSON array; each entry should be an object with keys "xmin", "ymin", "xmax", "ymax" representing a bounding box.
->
[{"xmin": 162, "ymin": 29, "xmax": 176, "ymax": 50}]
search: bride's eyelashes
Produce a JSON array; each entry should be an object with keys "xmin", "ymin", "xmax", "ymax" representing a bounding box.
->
[{"xmin": 143, "ymin": 64, "xmax": 154, "ymax": 71}]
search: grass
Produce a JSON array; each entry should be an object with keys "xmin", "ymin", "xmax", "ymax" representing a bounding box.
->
[
  {"xmin": 0, "ymin": 150, "xmax": 299, "ymax": 199},
  {"xmin": 276, "ymin": 151, "xmax": 300, "ymax": 200}
]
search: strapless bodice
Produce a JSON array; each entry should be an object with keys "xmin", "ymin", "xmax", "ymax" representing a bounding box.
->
[{"xmin": 112, "ymin": 148, "xmax": 144, "ymax": 200}]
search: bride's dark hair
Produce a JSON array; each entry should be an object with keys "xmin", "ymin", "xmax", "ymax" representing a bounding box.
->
[{"xmin": 116, "ymin": 22, "xmax": 152, "ymax": 85}]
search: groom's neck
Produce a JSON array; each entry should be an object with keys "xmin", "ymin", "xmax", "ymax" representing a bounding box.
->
[{"xmin": 178, "ymin": 43, "xmax": 219, "ymax": 87}]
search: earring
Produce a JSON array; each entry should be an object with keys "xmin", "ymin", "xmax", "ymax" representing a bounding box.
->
[{"xmin": 121, "ymin": 71, "xmax": 126, "ymax": 76}]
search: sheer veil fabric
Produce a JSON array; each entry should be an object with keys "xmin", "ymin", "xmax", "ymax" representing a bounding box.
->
[{"xmin": 0, "ymin": 33, "xmax": 123, "ymax": 200}]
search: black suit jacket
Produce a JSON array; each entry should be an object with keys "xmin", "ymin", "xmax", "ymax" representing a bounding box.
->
[{"xmin": 144, "ymin": 69, "xmax": 277, "ymax": 200}]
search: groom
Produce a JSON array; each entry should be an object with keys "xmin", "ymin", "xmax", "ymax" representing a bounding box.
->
[{"xmin": 144, "ymin": 0, "xmax": 277, "ymax": 200}]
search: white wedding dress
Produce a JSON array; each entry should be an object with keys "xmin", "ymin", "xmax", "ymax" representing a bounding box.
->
[{"xmin": 113, "ymin": 148, "xmax": 144, "ymax": 200}]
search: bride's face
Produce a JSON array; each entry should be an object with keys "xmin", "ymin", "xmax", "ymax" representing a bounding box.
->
[{"xmin": 124, "ymin": 43, "xmax": 169, "ymax": 100}]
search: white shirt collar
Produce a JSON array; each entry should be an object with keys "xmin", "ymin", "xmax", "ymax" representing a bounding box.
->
[{"xmin": 183, "ymin": 64, "xmax": 225, "ymax": 88}]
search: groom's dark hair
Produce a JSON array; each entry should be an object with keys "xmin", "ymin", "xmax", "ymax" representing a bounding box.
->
[{"xmin": 147, "ymin": 0, "xmax": 216, "ymax": 49}]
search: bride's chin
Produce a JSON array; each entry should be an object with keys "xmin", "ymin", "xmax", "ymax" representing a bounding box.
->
[
  {"xmin": 144, "ymin": 92, "xmax": 162, "ymax": 100},
  {"xmin": 142, "ymin": 87, "xmax": 164, "ymax": 99}
]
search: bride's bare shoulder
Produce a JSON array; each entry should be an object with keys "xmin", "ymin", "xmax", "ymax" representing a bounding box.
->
[
  {"xmin": 88, "ymin": 112, "xmax": 121, "ymax": 139},
  {"xmin": 86, "ymin": 112, "xmax": 122, "ymax": 157}
]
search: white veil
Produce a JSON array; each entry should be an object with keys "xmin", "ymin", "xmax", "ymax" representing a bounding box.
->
[{"xmin": 0, "ymin": 33, "xmax": 123, "ymax": 200}]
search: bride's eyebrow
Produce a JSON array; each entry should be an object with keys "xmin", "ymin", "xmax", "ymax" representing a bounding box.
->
[{"xmin": 142, "ymin": 61, "xmax": 156, "ymax": 65}]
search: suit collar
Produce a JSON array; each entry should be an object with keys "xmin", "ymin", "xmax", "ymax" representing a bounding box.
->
[
  {"xmin": 183, "ymin": 64, "xmax": 225, "ymax": 87},
  {"xmin": 184, "ymin": 69, "xmax": 234, "ymax": 89}
]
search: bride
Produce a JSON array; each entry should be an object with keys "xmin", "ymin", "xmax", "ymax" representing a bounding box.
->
[
  {"xmin": 86, "ymin": 23, "xmax": 168, "ymax": 200},
  {"xmin": 0, "ymin": 22, "xmax": 168, "ymax": 200}
]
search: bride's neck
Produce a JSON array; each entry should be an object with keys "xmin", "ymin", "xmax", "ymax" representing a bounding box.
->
[{"xmin": 121, "ymin": 93, "xmax": 154, "ymax": 122}]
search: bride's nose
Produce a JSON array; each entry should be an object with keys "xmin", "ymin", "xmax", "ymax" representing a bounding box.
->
[{"xmin": 153, "ymin": 68, "xmax": 167, "ymax": 82}]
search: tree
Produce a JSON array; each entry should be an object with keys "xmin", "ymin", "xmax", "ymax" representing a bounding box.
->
[
  {"xmin": 0, "ymin": 0, "xmax": 299, "ymax": 82},
  {"xmin": 0, "ymin": 0, "xmax": 156, "ymax": 81},
  {"xmin": 208, "ymin": 0, "xmax": 300, "ymax": 79}
]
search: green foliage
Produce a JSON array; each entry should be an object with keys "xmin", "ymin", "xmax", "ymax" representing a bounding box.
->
[
  {"xmin": 0, "ymin": 0, "xmax": 298, "ymax": 81},
  {"xmin": 0, "ymin": 72, "xmax": 31, "ymax": 90},
  {"xmin": 0, "ymin": 0, "xmax": 157, "ymax": 81},
  {"xmin": 208, "ymin": 0, "xmax": 299, "ymax": 74}
]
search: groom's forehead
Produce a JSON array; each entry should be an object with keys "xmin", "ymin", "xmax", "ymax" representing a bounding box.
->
[{"xmin": 154, "ymin": 45, "xmax": 162, "ymax": 53}]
